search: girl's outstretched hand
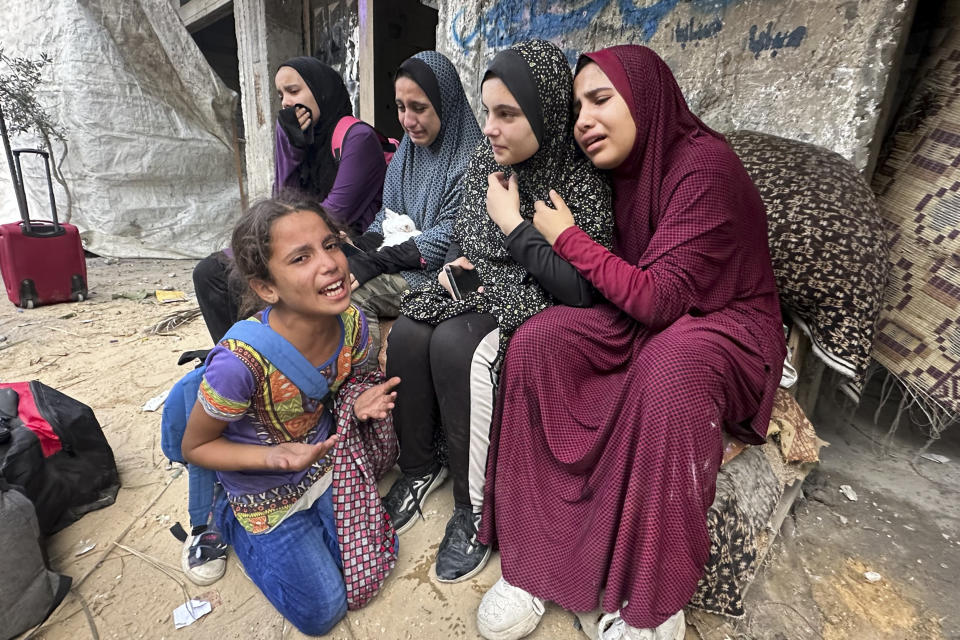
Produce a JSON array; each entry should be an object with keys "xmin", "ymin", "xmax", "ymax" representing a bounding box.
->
[
  {"xmin": 533, "ymin": 189, "xmax": 576, "ymax": 246},
  {"xmin": 354, "ymin": 376, "xmax": 401, "ymax": 421},
  {"xmin": 264, "ymin": 436, "xmax": 338, "ymax": 471}
]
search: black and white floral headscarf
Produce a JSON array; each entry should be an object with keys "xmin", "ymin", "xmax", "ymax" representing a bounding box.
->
[{"xmin": 401, "ymin": 39, "xmax": 613, "ymax": 355}]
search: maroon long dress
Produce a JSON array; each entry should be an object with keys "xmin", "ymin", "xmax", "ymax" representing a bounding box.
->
[{"xmin": 478, "ymin": 45, "xmax": 786, "ymax": 629}]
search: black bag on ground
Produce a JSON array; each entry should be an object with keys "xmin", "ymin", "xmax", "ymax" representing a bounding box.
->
[
  {"xmin": 0, "ymin": 476, "xmax": 71, "ymax": 640},
  {"xmin": 0, "ymin": 381, "xmax": 120, "ymax": 534}
]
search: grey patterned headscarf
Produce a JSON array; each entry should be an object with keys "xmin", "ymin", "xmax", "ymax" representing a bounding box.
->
[
  {"xmin": 367, "ymin": 51, "xmax": 483, "ymax": 289},
  {"xmin": 402, "ymin": 39, "xmax": 613, "ymax": 356}
]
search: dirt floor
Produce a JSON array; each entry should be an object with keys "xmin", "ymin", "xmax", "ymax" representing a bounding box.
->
[{"xmin": 3, "ymin": 257, "xmax": 959, "ymax": 640}]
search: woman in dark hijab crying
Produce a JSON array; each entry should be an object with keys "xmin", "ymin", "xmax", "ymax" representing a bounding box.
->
[
  {"xmin": 192, "ymin": 58, "xmax": 388, "ymax": 347},
  {"xmin": 273, "ymin": 57, "xmax": 387, "ymax": 235}
]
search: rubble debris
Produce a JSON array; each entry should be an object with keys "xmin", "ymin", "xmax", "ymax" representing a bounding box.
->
[
  {"xmin": 839, "ymin": 484, "xmax": 858, "ymax": 501},
  {"xmin": 173, "ymin": 600, "xmax": 211, "ymax": 628}
]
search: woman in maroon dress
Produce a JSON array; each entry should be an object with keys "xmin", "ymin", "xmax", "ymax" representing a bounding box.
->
[{"xmin": 476, "ymin": 45, "xmax": 786, "ymax": 640}]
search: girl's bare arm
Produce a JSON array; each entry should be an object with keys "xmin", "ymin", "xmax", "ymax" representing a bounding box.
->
[{"xmin": 182, "ymin": 401, "xmax": 336, "ymax": 472}]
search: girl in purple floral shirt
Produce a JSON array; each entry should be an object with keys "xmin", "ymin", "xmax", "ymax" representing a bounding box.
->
[{"xmin": 182, "ymin": 197, "xmax": 400, "ymax": 634}]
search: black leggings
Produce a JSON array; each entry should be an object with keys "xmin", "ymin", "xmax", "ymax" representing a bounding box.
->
[
  {"xmin": 386, "ymin": 313, "xmax": 499, "ymax": 510},
  {"xmin": 193, "ymin": 252, "xmax": 242, "ymax": 344}
]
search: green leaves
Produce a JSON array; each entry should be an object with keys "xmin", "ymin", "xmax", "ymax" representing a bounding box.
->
[{"xmin": 0, "ymin": 48, "xmax": 63, "ymax": 141}]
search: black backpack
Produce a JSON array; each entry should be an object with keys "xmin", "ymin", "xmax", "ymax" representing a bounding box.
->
[{"xmin": 0, "ymin": 381, "xmax": 120, "ymax": 534}]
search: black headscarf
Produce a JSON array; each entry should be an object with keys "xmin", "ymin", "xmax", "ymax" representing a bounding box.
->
[
  {"xmin": 484, "ymin": 49, "xmax": 544, "ymax": 145},
  {"xmin": 396, "ymin": 57, "xmax": 444, "ymax": 121},
  {"xmin": 278, "ymin": 57, "xmax": 353, "ymax": 198}
]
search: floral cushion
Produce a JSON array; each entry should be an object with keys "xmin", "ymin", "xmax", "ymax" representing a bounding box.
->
[{"xmin": 727, "ymin": 130, "xmax": 888, "ymax": 390}]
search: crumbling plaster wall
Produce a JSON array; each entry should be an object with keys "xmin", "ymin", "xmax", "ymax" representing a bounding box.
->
[
  {"xmin": 436, "ymin": 0, "xmax": 915, "ymax": 172},
  {"xmin": 310, "ymin": 0, "xmax": 360, "ymax": 115}
]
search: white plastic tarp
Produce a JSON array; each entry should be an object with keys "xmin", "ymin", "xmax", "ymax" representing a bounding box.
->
[{"xmin": 0, "ymin": 0, "xmax": 241, "ymax": 258}]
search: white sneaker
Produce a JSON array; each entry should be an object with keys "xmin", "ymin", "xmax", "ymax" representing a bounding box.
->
[
  {"xmin": 180, "ymin": 529, "xmax": 227, "ymax": 586},
  {"xmin": 477, "ymin": 576, "xmax": 545, "ymax": 640},
  {"xmin": 597, "ymin": 609, "xmax": 685, "ymax": 640}
]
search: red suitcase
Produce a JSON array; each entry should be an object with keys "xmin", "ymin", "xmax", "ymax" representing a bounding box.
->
[{"xmin": 0, "ymin": 148, "xmax": 87, "ymax": 308}]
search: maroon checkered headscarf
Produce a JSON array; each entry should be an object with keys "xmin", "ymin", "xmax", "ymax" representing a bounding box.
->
[
  {"xmin": 581, "ymin": 46, "xmax": 724, "ymax": 263},
  {"xmin": 579, "ymin": 45, "xmax": 778, "ymax": 322}
]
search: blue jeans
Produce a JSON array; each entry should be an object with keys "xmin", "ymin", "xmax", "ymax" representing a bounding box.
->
[{"xmin": 215, "ymin": 487, "xmax": 348, "ymax": 636}]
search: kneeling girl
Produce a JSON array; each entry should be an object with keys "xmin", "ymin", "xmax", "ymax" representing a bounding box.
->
[{"xmin": 182, "ymin": 198, "xmax": 400, "ymax": 635}]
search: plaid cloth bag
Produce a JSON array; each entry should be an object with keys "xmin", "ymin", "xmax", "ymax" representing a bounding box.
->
[{"xmin": 332, "ymin": 370, "xmax": 399, "ymax": 609}]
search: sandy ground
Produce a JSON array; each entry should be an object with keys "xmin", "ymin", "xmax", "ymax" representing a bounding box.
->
[{"xmin": 2, "ymin": 257, "xmax": 958, "ymax": 640}]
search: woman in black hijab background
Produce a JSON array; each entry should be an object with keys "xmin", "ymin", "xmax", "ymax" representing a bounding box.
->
[{"xmin": 193, "ymin": 57, "xmax": 388, "ymax": 346}]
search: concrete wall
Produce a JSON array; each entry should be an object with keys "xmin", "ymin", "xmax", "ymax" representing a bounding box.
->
[
  {"xmin": 436, "ymin": 0, "xmax": 916, "ymax": 172},
  {"xmin": 235, "ymin": 0, "xmax": 302, "ymax": 201},
  {"xmin": 370, "ymin": 0, "xmax": 439, "ymax": 139}
]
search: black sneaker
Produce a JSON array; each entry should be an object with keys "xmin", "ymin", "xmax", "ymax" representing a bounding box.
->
[
  {"xmin": 435, "ymin": 506, "xmax": 491, "ymax": 583},
  {"xmin": 382, "ymin": 466, "xmax": 448, "ymax": 534}
]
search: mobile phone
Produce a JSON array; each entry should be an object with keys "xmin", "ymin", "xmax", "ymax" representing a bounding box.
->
[
  {"xmin": 444, "ymin": 264, "xmax": 481, "ymax": 301},
  {"xmin": 443, "ymin": 265, "xmax": 461, "ymax": 300}
]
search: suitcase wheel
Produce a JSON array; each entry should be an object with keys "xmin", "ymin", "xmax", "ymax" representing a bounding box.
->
[
  {"xmin": 19, "ymin": 280, "xmax": 38, "ymax": 309},
  {"xmin": 71, "ymin": 275, "xmax": 87, "ymax": 303}
]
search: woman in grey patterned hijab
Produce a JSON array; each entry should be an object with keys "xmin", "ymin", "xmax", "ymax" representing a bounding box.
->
[
  {"xmin": 348, "ymin": 50, "xmax": 483, "ymax": 351},
  {"xmin": 382, "ymin": 39, "xmax": 613, "ymax": 585}
]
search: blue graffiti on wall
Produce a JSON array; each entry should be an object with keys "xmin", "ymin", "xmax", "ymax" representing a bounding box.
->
[
  {"xmin": 675, "ymin": 17, "xmax": 723, "ymax": 49},
  {"xmin": 452, "ymin": 0, "xmax": 609, "ymax": 50},
  {"xmin": 748, "ymin": 22, "xmax": 807, "ymax": 58},
  {"xmin": 452, "ymin": 0, "xmax": 744, "ymax": 53}
]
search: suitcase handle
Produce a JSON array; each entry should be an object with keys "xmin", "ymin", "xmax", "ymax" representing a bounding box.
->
[
  {"xmin": 11, "ymin": 148, "xmax": 61, "ymax": 235},
  {"xmin": 17, "ymin": 220, "xmax": 66, "ymax": 238}
]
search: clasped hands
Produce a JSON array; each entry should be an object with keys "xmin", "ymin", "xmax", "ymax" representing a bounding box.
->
[{"xmin": 485, "ymin": 172, "xmax": 576, "ymax": 246}]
